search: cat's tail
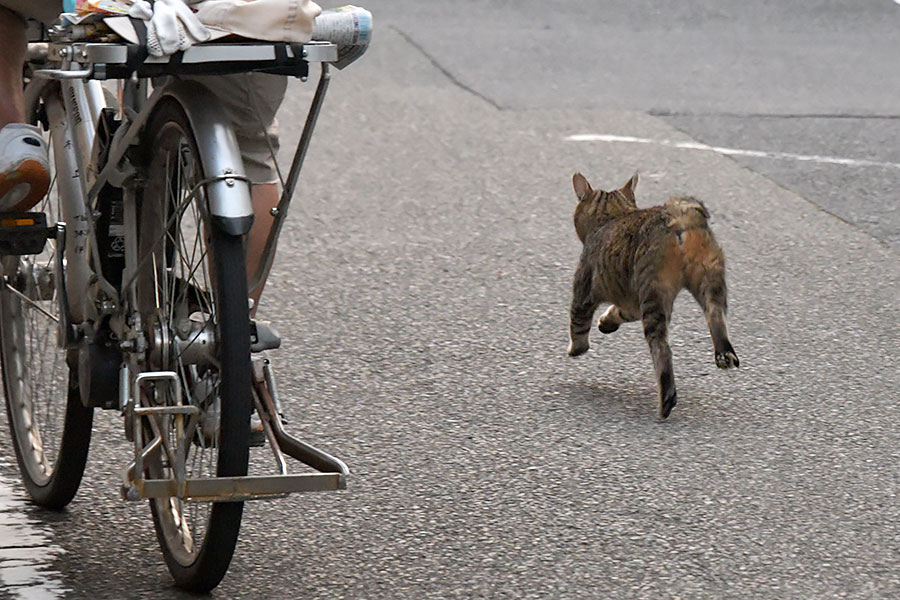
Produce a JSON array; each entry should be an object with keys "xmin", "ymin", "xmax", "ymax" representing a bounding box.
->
[{"xmin": 665, "ymin": 195, "xmax": 710, "ymax": 232}]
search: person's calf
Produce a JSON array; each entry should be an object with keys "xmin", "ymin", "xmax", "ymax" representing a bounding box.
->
[
  {"xmin": 0, "ymin": 8, "xmax": 26, "ymax": 128},
  {"xmin": 246, "ymin": 182, "xmax": 279, "ymax": 312}
]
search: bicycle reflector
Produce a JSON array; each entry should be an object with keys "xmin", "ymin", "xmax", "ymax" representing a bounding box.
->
[{"xmin": 0, "ymin": 212, "xmax": 53, "ymax": 255}]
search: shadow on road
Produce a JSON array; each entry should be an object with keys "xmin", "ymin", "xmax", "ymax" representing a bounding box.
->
[{"xmin": 554, "ymin": 380, "xmax": 662, "ymax": 422}]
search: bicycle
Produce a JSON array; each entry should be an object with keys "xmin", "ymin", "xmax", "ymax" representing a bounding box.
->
[{"xmin": 0, "ymin": 19, "xmax": 356, "ymax": 592}]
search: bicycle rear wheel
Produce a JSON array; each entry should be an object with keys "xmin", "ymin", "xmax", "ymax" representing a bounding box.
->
[
  {"xmin": 135, "ymin": 98, "xmax": 252, "ymax": 592},
  {"xmin": 0, "ymin": 84, "xmax": 93, "ymax": 509}
]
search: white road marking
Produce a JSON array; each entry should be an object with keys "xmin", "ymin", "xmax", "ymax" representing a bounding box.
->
[{"xmin": 565, "ymin": 134, "xmax": 900, "ymax": 169}]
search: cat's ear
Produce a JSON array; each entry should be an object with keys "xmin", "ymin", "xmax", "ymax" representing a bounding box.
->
[
  {"xmin": 622, "ymin": 171, "xmax": 639, "ymax": 193},
  {"xmin": 573, "ymin": 172, "xmax": 593, "ymax": 201}
]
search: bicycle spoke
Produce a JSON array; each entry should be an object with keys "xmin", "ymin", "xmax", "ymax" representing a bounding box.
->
[{"xmin": 146, "ymin": 134, "xmax": 221, "ymax": 540}]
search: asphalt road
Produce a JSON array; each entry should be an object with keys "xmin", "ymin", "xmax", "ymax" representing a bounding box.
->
[{"xmin": 2, "ymin": 2, "xmax": 900, "ymax": 598}]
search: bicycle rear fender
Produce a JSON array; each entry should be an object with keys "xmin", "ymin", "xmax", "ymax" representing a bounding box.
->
[{"xmin": 159, "ymin": 80, "xmax": 254, "ymax": 236}]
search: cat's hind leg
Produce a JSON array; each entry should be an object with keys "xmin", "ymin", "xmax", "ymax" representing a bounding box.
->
[
  {"xmin": 640, "ymin": 292, "xmax": 677, "ymax": 418},
  {"xmin": 568, "ymin": 265, "xmax": 601, "ymax": 357},
  {"xmin": 689, "ymin": 265, "xmax": 739, "ymax": 369},
  {"xmin": 597, "ymin": 305, "xmax": 639, "ymax": 334}
]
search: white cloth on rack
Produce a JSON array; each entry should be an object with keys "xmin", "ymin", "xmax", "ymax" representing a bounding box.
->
[
  {"xmin": 127, "ymin": 0, "xmax": 211, "ymax": 56},
  {"xmin": 109, "ymin": 0, "xmax": 322, "ymax": 45},
  {"xmin": 193, "ymin": 0, "xmax": 321, "ymax": 43}
]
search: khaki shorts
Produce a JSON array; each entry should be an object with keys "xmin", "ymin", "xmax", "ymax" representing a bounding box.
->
[{"xmin": 168, "ymin": 73, "xmax": 287, "ymax": 184}]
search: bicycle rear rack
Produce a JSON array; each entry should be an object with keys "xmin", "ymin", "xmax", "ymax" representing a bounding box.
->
[{"xmin": 121, "ymin": 360, "xmax": 348, "ymax": 502}]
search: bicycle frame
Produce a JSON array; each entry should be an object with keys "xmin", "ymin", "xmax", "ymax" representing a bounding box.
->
[
  {"xmin": 23, "ymin": 39, "xmax": 349, "ymax": 503},
  {"xmin": 27, "ymin": 75, "xmax": 254, "ymax": 332},
  {"xmin": 28, "ymin": 43, "xmax": 334, "ymax": 326},
  {"xmin": 24, "ymin": 74, "xmax": 105, "ymax": 326}
]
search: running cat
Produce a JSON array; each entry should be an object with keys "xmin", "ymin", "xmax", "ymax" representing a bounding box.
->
[{"xmin": 567, "ymin": 172, "xmax": 739, "ymax": 418}]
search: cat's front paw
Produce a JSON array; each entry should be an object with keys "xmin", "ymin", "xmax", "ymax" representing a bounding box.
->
[
  {"xmin": 567, "ymin": 340, "xmax": 589, "ymax": 357},
  {"xmin": 715, "ymin": 349, "xmax": 740, "ymax": 369}
]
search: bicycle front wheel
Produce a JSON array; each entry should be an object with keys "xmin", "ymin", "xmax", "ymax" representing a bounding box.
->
[
  {"xmin": 135, "ymin": 98, "xmax": 252, "ymax": 592},
  {"xmin": 0, "ymin": 83, "xmax": 93, "ymax": 509}
]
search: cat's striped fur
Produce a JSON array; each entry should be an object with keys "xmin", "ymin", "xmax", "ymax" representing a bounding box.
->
[{"xmin": 567, "ymin": 172, "xmax": 739, "ymax": 418}]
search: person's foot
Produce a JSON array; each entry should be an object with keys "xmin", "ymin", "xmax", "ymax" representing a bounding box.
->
[
  {"xmin": 0, "ymin": 124, "xmax": 50, "ymax": 212},
  {"xmin": 250, "ymin": 320, "xmax": 281, "ymax": 353}
]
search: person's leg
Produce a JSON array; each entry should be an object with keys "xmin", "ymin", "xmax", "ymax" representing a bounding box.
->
[
  {"xmin": 0, "ymin": 8, "xmax": 26, "ymax": 127},
  {"xmin": 247, "ymin": 182, "xmax": 279, "ymax": 312},
  {"xmin": 0, "ymin": 8, "xmax": 51, "ymax": 211}
]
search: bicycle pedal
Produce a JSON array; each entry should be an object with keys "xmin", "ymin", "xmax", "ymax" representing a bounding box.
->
[
  {"xmin": 0, "ymin": 212, "xmax": 52, "ymax": 255},
  {"xmin": 250, "ymin": 320, "xmax": 281, "ymax": 353}
]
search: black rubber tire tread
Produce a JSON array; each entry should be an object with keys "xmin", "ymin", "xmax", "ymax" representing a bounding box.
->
[
  {"xmin": 0, "ymin": 81, "xmax": 94, "ymax": 510},
  {"xmin": 1, "ymin": 358, "xmax": 93, "ymax": 510},
  {"xmin": 139, "ymin": 98, "xmax": 251, "ymax": 593}
]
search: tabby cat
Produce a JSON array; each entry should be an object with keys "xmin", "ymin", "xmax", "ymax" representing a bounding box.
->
[{"xmin": 567, "ymin": 172, "xmax": 739, "ymax": 418}]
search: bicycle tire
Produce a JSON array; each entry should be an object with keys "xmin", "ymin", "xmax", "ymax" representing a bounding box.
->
[
  {"xmin": 135, "ymin": 98, "xmax": 251, "ymax": 592},
  {"xmin": 0, "ymin": 83, "xmax": 93, "ymax": 510}
]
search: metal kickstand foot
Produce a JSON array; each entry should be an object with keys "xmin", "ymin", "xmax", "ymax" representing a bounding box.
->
[{"xmin": 251, "ymin": 358, "xmax": 349, "ymax": 483}]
